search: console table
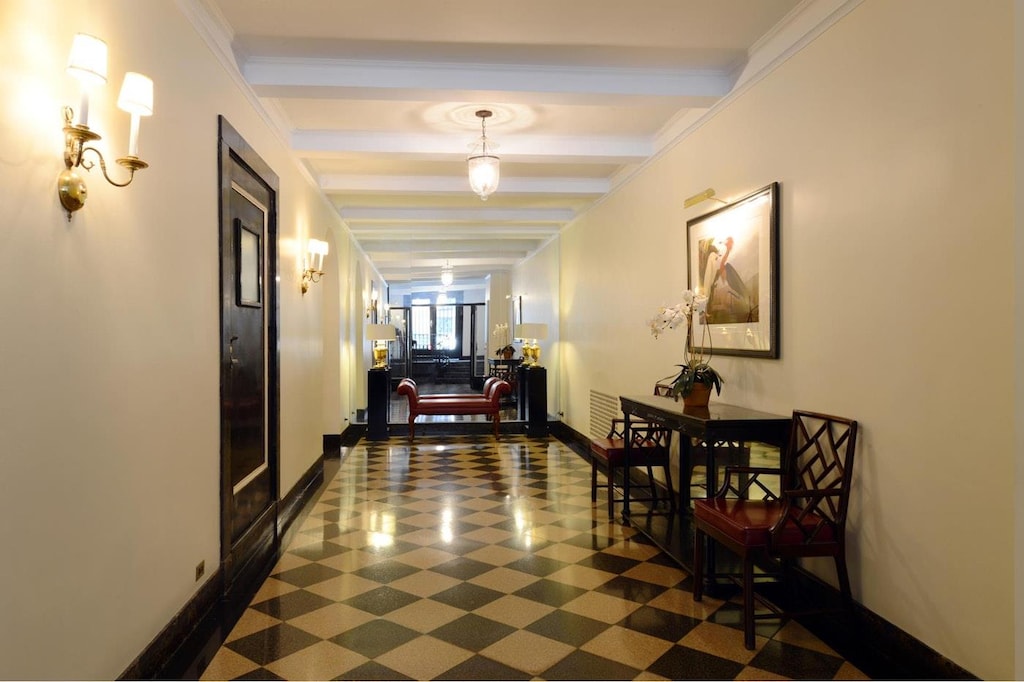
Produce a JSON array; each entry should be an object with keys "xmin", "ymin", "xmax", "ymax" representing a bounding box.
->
[
  {"xmin": 619, "ymin": 394, "xmax": 791, "ymax": 587},
  {"xmin": 487, "ymin": 358, "xmax": 521, "ymax": 403}
]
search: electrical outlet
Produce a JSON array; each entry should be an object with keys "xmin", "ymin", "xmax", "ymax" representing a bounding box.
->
[{"xmin": 195, "ymin": 560, "xmax": 205, "ymax": 582}]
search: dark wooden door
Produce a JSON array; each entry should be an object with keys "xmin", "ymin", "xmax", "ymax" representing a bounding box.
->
[{"xmin": 219, "ymin": 117, "xmax": 280, "ymax": 596}]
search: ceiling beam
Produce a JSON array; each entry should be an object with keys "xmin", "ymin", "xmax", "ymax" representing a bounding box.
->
[
  {"xmin": 361, "ymin": 239, "xmax": 541, "ymax": 253},
  {"xmin": 293, "ymin": 131, "xmax": 651, "ymax": 163},
  {"xmin": 244, "ymin": 57, "xmax": 733, "ymax": 99},
  {"xmin": 338, "ymin": 206, "xmax": 575, "ymax": 223},
  {"xmin": 320, "ymin": 174, "xmax": 609, "ymax": 195}
]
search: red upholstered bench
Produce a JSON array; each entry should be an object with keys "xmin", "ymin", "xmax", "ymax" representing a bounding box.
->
[{"xmin": 396, "ymin": 377, "xmax": 511, "ymax": 438}]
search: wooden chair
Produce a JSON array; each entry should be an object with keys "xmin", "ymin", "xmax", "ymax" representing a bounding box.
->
[
  {"xmin": 692, "ymin": 410, "xmax": 858, "ymax": 649},
  {"xmin": 590, "ymin": 394, "xmax": 675, "ymax": 519}
]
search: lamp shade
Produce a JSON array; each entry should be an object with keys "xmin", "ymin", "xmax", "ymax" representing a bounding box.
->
[
  {"xmin": 66, "ymin": 33, "xmax": 108, "ymax": 86},
  {"xmin": 514, "ymin": 323, "xmax": 548, "ymax": 340},
  {"xmin": 117, "ymin": 72, "xmax": 154, "ymax": 116},
  {"xmin": 366, "ymin": 324, "xmax": 397, "ymax": 341}
]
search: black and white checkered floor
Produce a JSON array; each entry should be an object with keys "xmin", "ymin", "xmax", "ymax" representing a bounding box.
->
[{"xmin": 200, "ymin": 434, "xmax": 868, "ymax": 680}]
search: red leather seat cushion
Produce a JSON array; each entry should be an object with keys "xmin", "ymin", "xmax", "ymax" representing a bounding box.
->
[
  {"xmin": 590, "ymin": 437, "xmax": 666, "ymax": 465},
  {"xmin": 693, "ymin": 498, "xmax": 834, "ymax": 548}
]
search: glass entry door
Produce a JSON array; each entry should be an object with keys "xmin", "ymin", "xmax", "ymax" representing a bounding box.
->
[{"xmin": 388, "ymin": 304, "xmax": 486, "ymax": 388}]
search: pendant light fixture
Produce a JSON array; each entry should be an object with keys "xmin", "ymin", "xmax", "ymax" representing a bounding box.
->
[
  {"xmin": 441, "ymin": 260, "xmax": 454, "ymax": 287},
  {"xmin": 467, "ymin": 109, "xmax": 500, "ymax": 201}
]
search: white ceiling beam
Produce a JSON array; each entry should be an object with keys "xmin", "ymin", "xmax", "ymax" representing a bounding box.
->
[
  {"xmin": 293, "ymin": 131, "xmax": 651, "ymax": 162},
  {"xmin": 362, "ymin": 239, "xmax": 540, "ymax": 253},
  {"xmin": 339, "ymin": 206, "xmax": 575, "ymax": 223},
  {"xmin": 348, "ymin": 223, "xmax": 559, "ymax": 234},
  {"xmin": 320, "ymin": 174, "xmax": 609, "ymax": 195},
  {"xmin": 367, "ymin": 251, "xmax": 531, "ymax": 262},
  {"xmin": 244, "ymin": 57, "xmax": 733, "ymax": 99}
]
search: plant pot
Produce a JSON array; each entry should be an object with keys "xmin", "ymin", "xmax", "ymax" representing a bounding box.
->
[
  {"xmin": 501, "ymin": 349, "xmax": 514, "ymax": 360},
  {"xmin": 683, "ymin": 382, "xmax": 712, "ymax": 408}
]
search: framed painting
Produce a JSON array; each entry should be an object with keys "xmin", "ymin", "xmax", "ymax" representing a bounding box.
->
[{"xmin": 687, "ymin": 182, "xmax": 779, "ymax": 358}]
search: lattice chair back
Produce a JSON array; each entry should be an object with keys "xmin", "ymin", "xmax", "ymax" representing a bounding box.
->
[{"xmin": 773, "ymin": 411, "xmax": 858, "ymax": 551}]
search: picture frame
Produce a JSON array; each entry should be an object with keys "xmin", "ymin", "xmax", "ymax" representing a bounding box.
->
[{"xmin": 687, "ymin": 182, "xmax": 779, "ymax": 358}]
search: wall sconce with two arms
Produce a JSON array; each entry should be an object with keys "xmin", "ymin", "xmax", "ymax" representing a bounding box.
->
[
  {"xmin": 301, "ymin": 239, "xmax": 329, "ymax": 294},
  {"xmin": 58, "ymin": 33, "xmax": 154, "ymax": 221}
]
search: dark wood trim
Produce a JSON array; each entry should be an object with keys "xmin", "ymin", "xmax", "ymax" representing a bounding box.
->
[
  {"xmin": 122, "ymin": 454, "xmax": 326, "ymax": 680},
  {"xmin": 117, "ymin": 566, "xmax": 224, "ymax": 681},
  {"xmin": 340, "ymin": 425, "xmax": 365, "ymax": 446},
  {"xmin": 323, "ymin": 433, "xmax": 342, "ymax": 457},
  {"xmin": 278, "ymin": 454, "xmax": 324, "ymax": 548}
]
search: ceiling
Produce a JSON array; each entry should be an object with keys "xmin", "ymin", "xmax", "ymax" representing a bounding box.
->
[{"xmin": 200, "ymin": 0, "xmax": 811, "ymax": 290}]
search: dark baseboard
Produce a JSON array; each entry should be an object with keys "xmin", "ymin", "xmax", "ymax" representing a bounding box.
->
[
  {"xmin": 323, "ymin": 433, "xmax": 342, "ymax": 458},
  {"xmin": 549, "ymin": 421, "xmax": 974, "ymax": 680},
  {"xmin": 339, "ymin": 424, "xmax": 364, "ymax": 446},
  {"xmin": 121, "ymin": 453, "xmax": 326, "ymax": 680}
]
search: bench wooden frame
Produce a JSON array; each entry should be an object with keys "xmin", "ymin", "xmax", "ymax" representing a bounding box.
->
[{"xmin": 396, "ymin": 377, "xmax": 512, "ymax": 438}]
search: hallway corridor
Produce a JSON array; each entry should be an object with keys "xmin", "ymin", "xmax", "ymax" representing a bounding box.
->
[{"xmin": 199, "ymin": 435, "xmax": 867, "ymax": 680}]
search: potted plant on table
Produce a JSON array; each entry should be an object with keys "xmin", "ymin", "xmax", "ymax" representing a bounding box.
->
[
  {"xmin": 647, "ymin": 290, "xmax": 723, "ymax": 406},
  {"xmin": 492, "ymin": 323, "xmax": 516, "ymax": 359}
]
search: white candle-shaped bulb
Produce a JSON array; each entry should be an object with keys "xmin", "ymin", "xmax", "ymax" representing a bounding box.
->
[
  {"xmin": 308, "ymin": 239, "xmax": 328, "ymax": 272},
  {"xmin": 117, "ymin": 72, "xmax": 153, "ymax": 158},
  {"xmin": 66, "ymin": 33, "xmax": 108, "ymax": 128}
]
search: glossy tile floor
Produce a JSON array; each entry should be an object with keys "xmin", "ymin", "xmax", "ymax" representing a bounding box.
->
[{"xmin": 200, "ymin": 434, "xmax": 869, "ymax": 680}]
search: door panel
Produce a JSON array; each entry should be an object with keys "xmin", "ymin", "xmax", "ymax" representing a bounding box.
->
[
  {"xmin": 226, "ymin": 191, "xmax": 269, "ymax": 541},
  {"xmin": 219, "ymin": 116, "xmax": 280, "ymax": 593}
]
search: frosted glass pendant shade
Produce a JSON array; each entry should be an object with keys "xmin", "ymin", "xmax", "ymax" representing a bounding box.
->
[{"xmin": 468, "ymin": 153, "xmax": 500, "ymax": 200}]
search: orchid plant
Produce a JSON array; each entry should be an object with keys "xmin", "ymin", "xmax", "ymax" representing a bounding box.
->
[
  {"xmin": 647, "ymin": 290, "xmax": 723, "ymax": 398},
  {"xmin": 492, "ymin": 323, "xmax": 515, "ymax": 356}
]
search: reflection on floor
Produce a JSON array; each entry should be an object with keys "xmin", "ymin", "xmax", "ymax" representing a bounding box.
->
[{"xmin": 200, "ymin": 433, "xmax": 868, "ymax": 680}]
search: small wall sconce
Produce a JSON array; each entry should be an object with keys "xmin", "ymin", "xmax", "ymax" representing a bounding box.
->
[
  {"xmin": 515, "ymin": 323, "xmax": 548, "ymax": 367},
  {"xmin": 365, "ymin": 287, "xmax": 379, "ymax": 320},
  {"xmin": 58, "ymin": 33, "xmax": 154, "ymax": 221},
  {"xmin": 683, "ymin": 188, "xmax": 727, "ymax": 209},
  {"xmin": 301, "ymin": 238, "xmax": 329, "ymax": 294},
  {"xmin": 366, "ymin": 324, "xmax": 397, "ymax": 368}
]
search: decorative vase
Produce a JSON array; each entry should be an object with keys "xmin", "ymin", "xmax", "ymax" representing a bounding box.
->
[
  {"xmin": 501, "ymin": 348, "xmax": 514, "ymax": 360},
  {"xmin": 683, "ymin": 382, "xmax": 712, "ymax": 408}
]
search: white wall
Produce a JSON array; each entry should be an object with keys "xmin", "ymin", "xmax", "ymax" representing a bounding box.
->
[
  {"xmin": 0, "ymin": 1, "xmax": 360, "ymax": 677},
  {"xmin": 557, "ymin": 1, "xmax": 1013, "ymax": 678},
  {"xmin": 513, "ymin": 242, "xmax": 560, "ymax": 415}
]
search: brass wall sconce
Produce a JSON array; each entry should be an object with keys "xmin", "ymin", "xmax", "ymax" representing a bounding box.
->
[
  {"xmin": 365, "ymin": 287, "xmax": 379, "ymax": 320},
  {"xmin": 58, "ymin": 33, "xmax": 154, "ymax": 221},
  {"xmin": 301, "ymin": 238, "xmax": 329, "ymax": 294}
]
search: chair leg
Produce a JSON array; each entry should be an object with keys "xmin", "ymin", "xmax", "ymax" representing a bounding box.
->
[
  {"xmin": 835, "ymin": 550, "xmax": 852, "ymax": 605},
  {"xmin": 743, "ymin": 556, "xmax": 755, "ymax": 650},
  {"xmin": 692, "ymin": 526, "xmax": 705, "ymax": 602},
  {"xmin": 590, "ymin": 460, "xmax": 598, "ymax": 503}
]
